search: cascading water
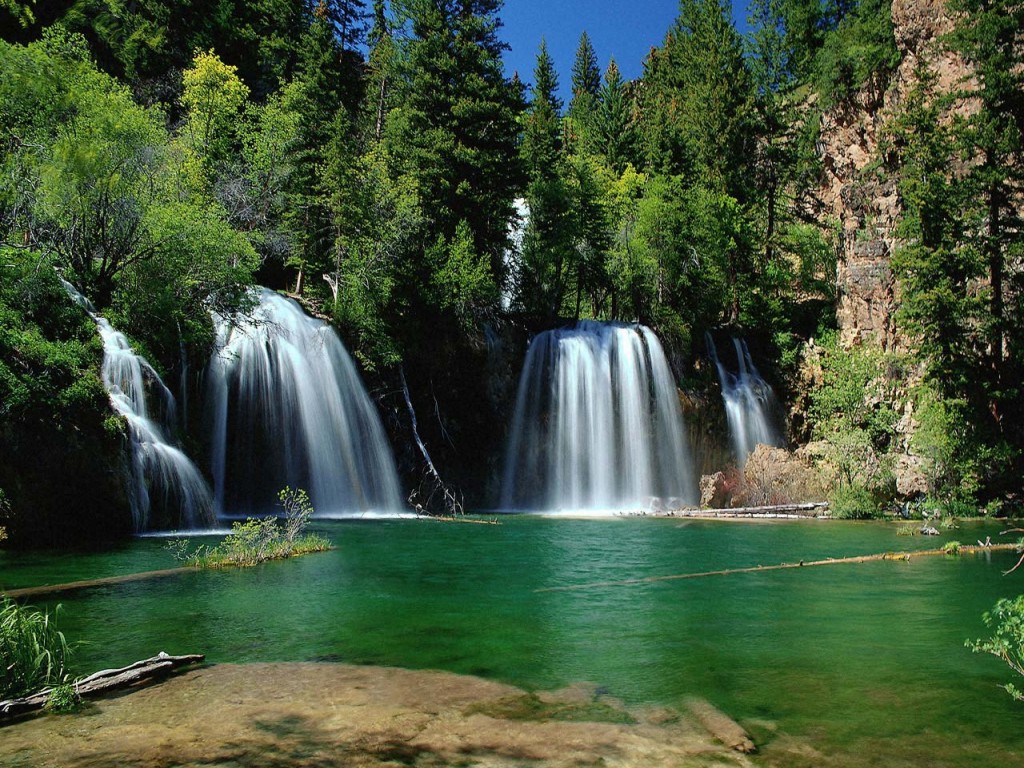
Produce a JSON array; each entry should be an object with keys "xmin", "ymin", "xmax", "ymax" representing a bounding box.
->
[
  {"xmin": 707, "ymin": 335, "xmax": 783, "ymax": 467},
  {"xmin": 501, "ymin": 321, "xmax": 697, "ymax": 512},
  {"xmin": 60, "ymin": 279, "xmax": 214, "ymax": 530},
  {"xmin": 206, "ymin": 288, "xmax": 403, "ymax": 517}
]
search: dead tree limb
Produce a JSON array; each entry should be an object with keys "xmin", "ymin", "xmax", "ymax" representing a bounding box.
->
[
  {"xmin": 399, "ymin": 365, "xmax": 463, "ymax": 516},
  {"xmin": 0, "ymin": 652, "xmax": 205, "ymax": 720}
]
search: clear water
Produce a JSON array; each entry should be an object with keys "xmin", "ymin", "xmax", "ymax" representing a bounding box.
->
[{"xmin": 2, "ymin": 518, "xmax": 1022, "ymax": 765}]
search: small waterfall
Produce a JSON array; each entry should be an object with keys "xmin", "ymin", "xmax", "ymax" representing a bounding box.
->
[
  {"xmin": 501, "ymin": 321, "xmax": 697, "ymax": 512},
  {"xmin": 206, "ymin": 288, "xmax": 403, "ymax": 517},
  {"xmin": 60, "ymin": 279, "xmax": 214, "ymax": 530},
  {"xmin": 707, "ymin": 335, "xmax": 783, "ymax": 467}
]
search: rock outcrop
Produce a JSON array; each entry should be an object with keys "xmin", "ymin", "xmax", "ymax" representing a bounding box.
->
[{"xmin": 814, "ymin": 0, "xmax": 973, "ymax": 349}]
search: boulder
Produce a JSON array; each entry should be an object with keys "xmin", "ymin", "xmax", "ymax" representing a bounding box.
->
[
  {"xmin": 699, "ymin": 472, "xmax": 729, "ymax": 509},
  {"xmin": 894, "ymin": 454, "xmax": 930, "ymax": 498}
]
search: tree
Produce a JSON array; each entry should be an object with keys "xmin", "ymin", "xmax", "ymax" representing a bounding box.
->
[
  {"xmin": 568, "ymin": 31, "xmax": 601, "ymax": 153},
  {"xmin": 516, "ymin": 39, "xmax": 575, "ymax": 319},
  {"xmin": 594, "ymin": 59, "xmax": 635, "ymax": 173},
  {"xmin": 946, "ymin": 0, "xmax": 1024, "ymax": 431},
  {"xmin": 180, "ymin": 50, "xmax": 250, "ymax": 182},
  {"xmin": 389, "ymin": 0, "xmax": 522, "ymax": 326},
  {"xmin": 888, "ymin": 62, "xmax": 981, "ymax": 399},
  {"xmin": 640, "ymin": 0, "xmax": 754, "ymax": 198}
]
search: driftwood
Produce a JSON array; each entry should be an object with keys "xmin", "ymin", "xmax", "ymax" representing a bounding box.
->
[
  {"xmin": 0, "ymin": 652, "xmax": 204, "ymax": 720},
  {"xmin": 3, "ymin": 566, "xmax": 195, "ymax": 600},
  {"xmin": 685, "ymin": 697, "xmax": 756, "ymax": 753},
  {"xmin": 536, "ymin": 543, "xmax": 1021, "ymax": 593},
  {"xmin": 399, "ymin": 365, "xmax": 463, "ymax": 516},
  {"xmin": 656, "ymin": 502, "xmax": 830, "ymax": 519}
]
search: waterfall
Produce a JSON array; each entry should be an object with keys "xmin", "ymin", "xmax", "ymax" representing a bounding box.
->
[
  {"xmin": 206, "ymin": 288, "xmax": 403, "ymax": 517},
  {"xmin": 501, "ymin": 321, "xmax": 697, "ymax": 512},
  {"xmin": 60, "ymin": 279, "xmax": 214, "ymax": 531},
  {"xmin": 707, "ymin": 335, "xmax": 783, "ymax": 467}
]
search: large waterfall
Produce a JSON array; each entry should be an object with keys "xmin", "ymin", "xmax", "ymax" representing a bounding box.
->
[
  {"xmin": 206, "ymin": 289, "xmax": 403, "ymax": 517},
  {"xmin": 61, "ymin": 280, "xmax": 214, "ymax": 531},
  {"xmin": 707, "ymin": 335, "xmax": 783, "ymax": 467},
  {"xmin": 501, "ymin": 321, "xmax": 697, "ymax": 512}
]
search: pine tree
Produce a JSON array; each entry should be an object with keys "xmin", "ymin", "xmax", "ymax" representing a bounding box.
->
[
  {"xmin": 946, "ymin": 0, "xmax": 1024, "ymax": 421},
  {"xmin": 568, "ymin": 31, "xmax": 601, "ymax": 153},
  {"xmin": 521, "ymin": 39, "xmax": 562, "ymax": 176},
  {"xmin": 389, "ymin": 0, "xmax": 523, "ymax": 324},
  {"xmin": 888, "ymin": 63, "xmax": 981, "ymax": 398},
  {"xmin": 594, "ymin": 59, "xmax": 635, "ymax": 173},
  {"xmin": 518, "ymin": 39, "xmax": 575, "ymax": 319}
]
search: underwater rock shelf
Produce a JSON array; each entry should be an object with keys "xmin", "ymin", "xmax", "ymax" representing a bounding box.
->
[{"xmin": 0, "ymin": 652, "xmax": 205, "ymax": 720}]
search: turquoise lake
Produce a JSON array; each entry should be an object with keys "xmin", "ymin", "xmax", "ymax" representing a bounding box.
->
[{"xmin": 2, "ymin": 516, "xmax": 1023, "ymax": 766}]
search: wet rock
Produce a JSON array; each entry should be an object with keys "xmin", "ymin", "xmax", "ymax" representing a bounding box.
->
[{"xmin": 685, "ymin": 697, "xmax": 756, "ymax": 754}]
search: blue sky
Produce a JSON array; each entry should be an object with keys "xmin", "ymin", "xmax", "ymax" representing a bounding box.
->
[{"xmin": 499, "ymin": 0, "xmax": 751, "ymax": 92}]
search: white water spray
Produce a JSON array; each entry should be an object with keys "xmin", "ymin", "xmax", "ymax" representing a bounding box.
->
[
  {"xmin": 707, "ymin": 335, "xmax": 783, "ymax": 467},
  {"xmin": 206, "ymin": 288, "xmax": 403, "ymax": 517},
  {"xmin": 501, "ymin": 321, "xmax": 697, "ymax": 512},
  {"xmin": 60, "ymin": 279, "xmax": 214, "ymax": 530}
]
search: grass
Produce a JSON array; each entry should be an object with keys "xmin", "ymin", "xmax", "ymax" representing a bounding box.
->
[
  {"xmin": 1, "ymin": 597, "xmax": 72, "ymax": 699},
  {"xmin": 168, "ymin": 487, "xmax": 330, "ymax": 569}
]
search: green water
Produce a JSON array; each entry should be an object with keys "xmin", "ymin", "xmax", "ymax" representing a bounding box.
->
[{"xmin": 2, "ymin": 517, "xmax": 1023, "ymax": 766}]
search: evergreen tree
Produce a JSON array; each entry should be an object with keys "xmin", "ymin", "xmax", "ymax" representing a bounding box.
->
[
  {"xmin": 518, "ymin": 39, "xmax": 574, "ymax": 319},
  {"xmin": 521, "ymin": 39, "xmax": 562, "ymax": 176},
  {"xmin": 946, "ymin": 0, "xmax": 1024, "ymax": 421},
  {"xmin": 640, "ymin": 0, "xmax": 754, "ymax": 197},
  {"xmin": 568, "ymin": 31, "xmax": 601, "ymax": 152},
  {"xmin": 594, "ymin": 58, "xmax": 635, "ymax": 173},
  {"xmin": 888, "ymin": 63, "xmax": 981, "ymax": 397},
  {"xmin": 389, "ymin": 0, "xmax": 523, "ymax": 327}
]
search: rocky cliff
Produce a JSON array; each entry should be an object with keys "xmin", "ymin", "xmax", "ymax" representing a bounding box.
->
[{"xmin": 815, "ymin": 0, "xmax": 973, "ymax": 349}]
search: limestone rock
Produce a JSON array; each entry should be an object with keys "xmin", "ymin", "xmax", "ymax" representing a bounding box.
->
[
  {"xmin": 740, "ymin": 445, "xmax": 825, "ymax": 506},
  {"xmin": 814, "ymin": 0, "xmax": 971, "ymax": 350},
  {"xmin": 699, "ymin": 471, "xmax": 729, "ymax": 509},
  {"xmin": 894, "ymin": 453, "xmax": 930, "ymax": 498}
]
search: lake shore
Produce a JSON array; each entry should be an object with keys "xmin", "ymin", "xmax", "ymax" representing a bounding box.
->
[{"xmin": 0, "ymin": 662, "xmax": 776, "ymax": 768}]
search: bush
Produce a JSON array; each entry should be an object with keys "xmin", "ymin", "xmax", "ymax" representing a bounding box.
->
[
  {"xmin": 829, "ymin": 482, "xmax": 878, "ymax": 519},
  {"xmin": 169, "ymin": 486, "xmax": 329, "ymax": 568},
  {"xmin": 967, "ymin": 595, "xmax": 1024, "ymax": 702},
  {"xmin": 0, "ymin": 597, "xmax": 72, "ymax": 699},
  {"xmin": 44, "ymin": 683, "xmax": 82, "ymax": 714}
]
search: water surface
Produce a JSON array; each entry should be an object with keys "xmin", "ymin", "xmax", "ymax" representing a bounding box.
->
[{"xmin": 2, "ymin": 517, "xmax": 1021, "ymax": 766}]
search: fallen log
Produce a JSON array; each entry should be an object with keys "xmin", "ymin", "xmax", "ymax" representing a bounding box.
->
[
  {"xmin": 2, "ymin": 566, "xmax": 196, "ymax": 600},
  {"xmin": 666, "ymin": 502, "xmax": 830, "ymax": 518},
  {"xmin": 0, "ymin": 652, "xmax": 204, "ymax": 720},
  {"xmin": 685, "ymin": 697, "xmax": 756, "ymax": 753},
  {"xmin": 536, "ymin": 543, "xmax": 1020, "ymax": 593}
]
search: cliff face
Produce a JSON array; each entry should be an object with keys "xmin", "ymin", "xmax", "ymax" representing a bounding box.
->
[{"xmin": 815, "ymin": 0, "xmax": 972, "ymax": 349}]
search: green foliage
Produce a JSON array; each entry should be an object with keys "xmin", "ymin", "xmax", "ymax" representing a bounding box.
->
[
  {"xmin": 170, "ymin": 486, "xmax": 330, "ymax": 568},
  {"xmin": 942, "ymin": 540, "xmax": 962, "ymax": 555},
  {"xmin": 0, "ymin": 248, "xmax": 131, "ymax": 545},
  {"xmin": 969, "ymin": 595, "xmax": 1024, "ymax": 702},
  {"xmin": 828, "ymin": 480, "xmax": 879, "ymax": 519},
  {"xmin": 812, "ymin": 0, "xmax": 899, "ymax": 108},
  {"xmin": 44, "ymin": 682, "xmax": 83, "ymax": 714},
  {"xmin": 0, "ymin": 597, "xmax": 72, "ymax": 699},
  {"xmin": 180, "ymin": 49, "xmax": 251, "ymax": 181},
  {"xmin": 808, "ymin": 333, "xmax": 902, "ymax": 502}
]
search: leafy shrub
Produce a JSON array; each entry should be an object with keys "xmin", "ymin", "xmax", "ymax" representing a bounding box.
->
[
  {"xmin": 942, "ymin": 540, "xmax": 962, "ymax": 555},
  {"xmin": 168, "ymin": 486, "xmax": 329, "ymax": 568},
  {"xmin": 44, "ymin": 683, "xmax": 82, "ymax": 714},
  {"xmin": 0, "ymin": 597, "xmax": 72, "ymax": 699},
  {"xmin": 829, "ymin": 482, "xmax": 878, "ymax": 519},
  {"xmin": 967, "ymin": 595, "xmax": 1024, "ymax": 701}
]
